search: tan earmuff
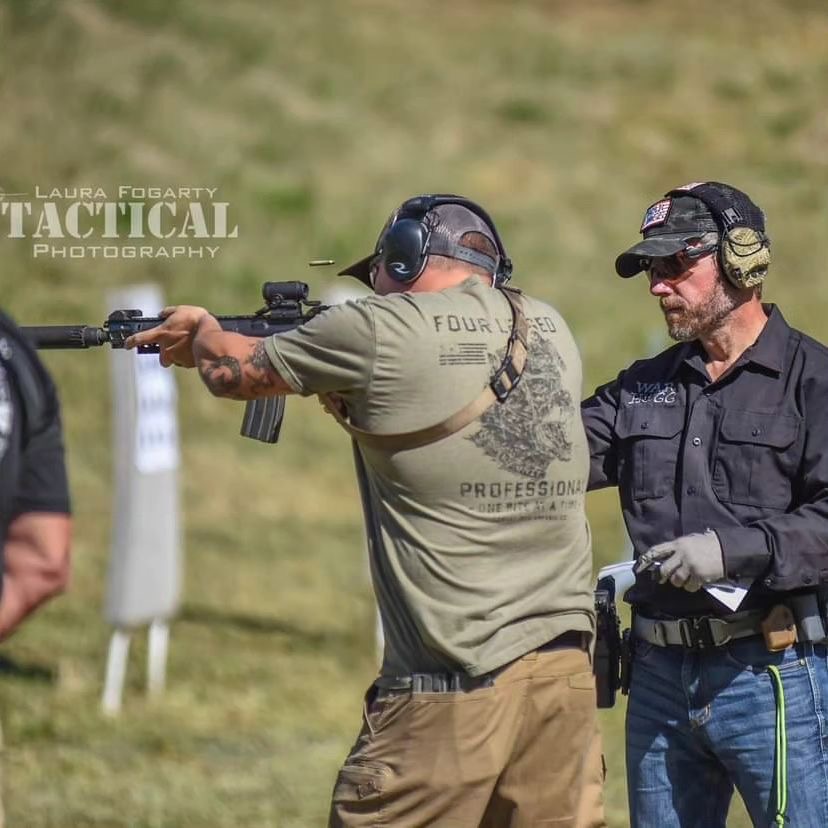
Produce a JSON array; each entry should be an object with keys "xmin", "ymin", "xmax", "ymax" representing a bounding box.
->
[
  {"xmin": 720, "ymin": 226, "xmax": 771, "ymax": 289},
  {"xmin": 666, "ymin": 183, "xmax": 771, "ymax": 290}
]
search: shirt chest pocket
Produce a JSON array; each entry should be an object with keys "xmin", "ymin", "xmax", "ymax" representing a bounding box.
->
[
  {"xmin": 712, "ymin": 411, "xmax": 801, "ymax": 510},
  {"xmin": 615, "ymin": 407, "xmax": 684, "ymax": 500}
]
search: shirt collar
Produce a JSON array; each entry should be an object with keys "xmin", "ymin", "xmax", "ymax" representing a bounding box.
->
[
  {"xmin": 679, "ymin": 303, "xmax": 788, "ymax": 378},
  {"xmin": 679, "ymin": 340, "xmax": 708, "ymax": 380},
  {"xmin": 741, "ymin": 304, "xmax": 787, "ymax": 373}
]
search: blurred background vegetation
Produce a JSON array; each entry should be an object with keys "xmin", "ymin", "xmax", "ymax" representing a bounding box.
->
[{"xmin": 2, "ymin": 0, "xmax": 828, "ymax": 825}]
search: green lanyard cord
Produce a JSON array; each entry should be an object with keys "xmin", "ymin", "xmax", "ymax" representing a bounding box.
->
[{"xmin": 767, "ymin": 664, "xmax": 788, "ymax": 826}]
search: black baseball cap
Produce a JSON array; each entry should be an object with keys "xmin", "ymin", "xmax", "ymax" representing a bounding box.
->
[{"xmin": 615, "ymin": 182, "xmax": 766, "ymax": 278}]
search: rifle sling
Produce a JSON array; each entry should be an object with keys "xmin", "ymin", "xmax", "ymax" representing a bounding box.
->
[{"xmin": 318, "ymin": 286, "xmax": 529, "ymax": 452}]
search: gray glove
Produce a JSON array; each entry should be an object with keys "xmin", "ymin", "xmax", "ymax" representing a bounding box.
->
[{"xmin": 635, "ymin": 531, "xmax": 725, "ymax": 592}]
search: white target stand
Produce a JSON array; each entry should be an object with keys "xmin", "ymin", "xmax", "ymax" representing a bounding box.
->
[
  {"xmin": 147, "ymin": 619, "xmax": 170, "ymax": 697},
  {"xmin": 101, "ymin": 621, "xmax": 171, "ymax": 715},
  {"xmin": 101, "ymin": 285, "xmax": 182, "ymax": 716},
  {"xmin": 101, "ymin": 629, "xmax": 130, "ymax": 715}
]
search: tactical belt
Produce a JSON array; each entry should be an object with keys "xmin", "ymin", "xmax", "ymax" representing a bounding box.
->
[
  {"xmin": 319, "ymin": 286, "xmax": 528, "ymax": 452},
  {"xmin": 375, "ymin": 672, "xmax": 495, "ymax": 694},
  {"xmin": 634, "ymin": 610, "xmax": 765, "ymax": 650},
  {"xmin": 375, "ymin": 631, "xmax": 588, "ymax": 694}
]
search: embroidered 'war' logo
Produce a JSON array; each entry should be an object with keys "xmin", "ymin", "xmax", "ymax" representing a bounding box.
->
[{"xmin": 468, "ymin": 339, "xmax": 574, "ymax": 479}]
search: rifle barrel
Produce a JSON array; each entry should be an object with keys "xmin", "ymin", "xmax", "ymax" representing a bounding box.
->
[{"xmin": 20, "ymin": 325, "xmax": 109, "ymax": 349}]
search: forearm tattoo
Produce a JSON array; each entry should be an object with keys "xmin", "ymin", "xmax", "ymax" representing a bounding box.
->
[
  {"xmin": 199, "ymin": 340, "xmax": 280, "ymax": 399},
  {"xmin": 200, "ymin": 356, "xmax": 243, "ymax": 398},
  {"xmin": 244, "ymin": 341, "xmax": 275, "ymax": 389}
]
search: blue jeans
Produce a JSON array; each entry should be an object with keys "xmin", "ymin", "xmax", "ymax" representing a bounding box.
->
[{"xmin": 626, "ymin": 635, "xmax": 828, "ymax": 828}]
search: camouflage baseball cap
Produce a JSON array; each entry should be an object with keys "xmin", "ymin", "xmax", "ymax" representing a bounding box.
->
[
  {"xmin": 615, "ymin": 181, "xmax": 767, "ymax": 278},
  {"xmin": 615, "ymin": 190, "xmax": 720, "ymax": 278}
]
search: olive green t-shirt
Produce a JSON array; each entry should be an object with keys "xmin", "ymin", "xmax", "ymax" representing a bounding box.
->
[{"xmin": 265, "ymin": 278, "xmax": 593, "ymax": 677}]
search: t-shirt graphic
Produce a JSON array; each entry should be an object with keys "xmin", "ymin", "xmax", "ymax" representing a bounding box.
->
[{"xmin": 469, "ymin": 338, "xmax": 574, "ymax": 480}]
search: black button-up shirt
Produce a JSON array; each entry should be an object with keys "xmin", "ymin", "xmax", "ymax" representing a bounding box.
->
[{"xmin": 582, "ymin": 305, "xmax": 828, "ymax": 617}]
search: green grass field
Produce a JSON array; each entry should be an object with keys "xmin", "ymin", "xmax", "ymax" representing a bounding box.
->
[{"xmin": 2, "ymin": 0, "xmax": 828, "ymax": 824}]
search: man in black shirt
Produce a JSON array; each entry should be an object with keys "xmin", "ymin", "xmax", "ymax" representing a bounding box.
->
[
  {"xmin": 583, "ymin": 182, "xmax": 828, "ymax": 827},
  {"xmin": 0, "ymin": 310, "xmax": 72, "ymax": 826}
]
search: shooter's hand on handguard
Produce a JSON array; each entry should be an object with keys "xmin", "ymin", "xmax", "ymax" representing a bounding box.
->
[{"xmin": 126, "ymin": 305, "xmax": 212, "ymax": 368}]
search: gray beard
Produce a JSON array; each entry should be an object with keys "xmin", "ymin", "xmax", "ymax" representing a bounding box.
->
[{"xmin": 661, "ymin": 280, "xmax": 741, "ymax": 342}]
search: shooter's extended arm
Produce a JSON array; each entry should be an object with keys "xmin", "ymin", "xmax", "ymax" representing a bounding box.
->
[{"xmin": 20, "ymin": 281, "xmax": 326, "ymax": 444}]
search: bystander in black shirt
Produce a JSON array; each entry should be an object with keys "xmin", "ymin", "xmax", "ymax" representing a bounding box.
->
[
  {"xmin": 0, "ymin": 310, "xmax": 70, "ymax": 585},
  {"xmin": 583, "ymin": 304, "xmax": 828, "ymax": 617}
]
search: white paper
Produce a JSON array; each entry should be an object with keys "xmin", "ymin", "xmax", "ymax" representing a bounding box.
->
[
  {"xmin": 596, "ymin": 560, "xmax": 637, "ymax": 599},
  {"xmin": 703, "ymin": 581, "xmax": 750, "ymax": 611}
]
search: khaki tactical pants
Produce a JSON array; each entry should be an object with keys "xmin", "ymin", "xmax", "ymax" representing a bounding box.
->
[
  {"xmin": 329, "ymin": 645, "xmax": 606, "ymax": 827},
  {"xmin": 575, "ymin": 724, "xmax": 607, "ymax": 828}
]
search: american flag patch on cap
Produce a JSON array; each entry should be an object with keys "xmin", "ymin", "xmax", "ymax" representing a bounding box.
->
[{"xmin": 640, "ymin": 199, "xmax": 672, "ymax": 232}]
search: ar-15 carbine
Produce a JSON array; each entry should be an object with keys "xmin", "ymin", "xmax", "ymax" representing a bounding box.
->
[{"xmin": 20, "ymin": 281, "xmax": 327, "ymax": 444}]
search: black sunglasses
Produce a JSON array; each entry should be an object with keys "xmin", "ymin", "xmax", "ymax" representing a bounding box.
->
[{"xmin": 641, "ymin": 243, "xmax": 718, "ymax": 280}]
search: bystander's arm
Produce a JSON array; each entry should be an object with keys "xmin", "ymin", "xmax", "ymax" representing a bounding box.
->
[
  {"xmin": 718, "ymin": 376, "xmax": 828, "ymax": 589},
  {"xmin": 0, "ymin": 364, "xmax": 72, "ymax": 640},
  {"xmin": 717, "ymin": 494, "xmax": 828, "ymax": 590},
  {"xmin": 581, "ymin": 371, "xmax": 625, "ymax": 491},
  {"xmin": 0, "ymin": 512, "xmax": 71, "ymax": 640}
]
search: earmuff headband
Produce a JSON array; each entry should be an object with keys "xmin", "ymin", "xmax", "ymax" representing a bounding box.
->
[{"xmin": 427, "ymin": 235, "xmax": 498, "ymax": 272}]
